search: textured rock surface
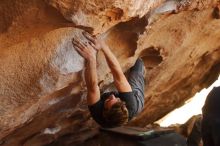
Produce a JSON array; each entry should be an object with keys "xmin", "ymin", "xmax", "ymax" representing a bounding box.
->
[
  {"xmin": 1, "ymin": 0, "xmax": 220, "ymax": 145},
  {"xmin": 46, "ymin": 0, "xmax": 166, "ymax": 34},
  {"xmin": 0, "ymin": 27, "xmax": 85, "ymax": 137}
]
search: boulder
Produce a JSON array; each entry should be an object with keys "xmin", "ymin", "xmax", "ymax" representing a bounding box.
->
[{"xmin": 0, "ymin": 0, "xmax": 220, "ymax": 145}]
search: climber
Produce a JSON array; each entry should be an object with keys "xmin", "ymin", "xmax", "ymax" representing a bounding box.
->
[
  {"xmin": 201, "ymin": 86, "xmax": 220, "ymax": 146},
  {"xmin": 72, "ymin": 31, "xmax": 145, "ymax": 128}
]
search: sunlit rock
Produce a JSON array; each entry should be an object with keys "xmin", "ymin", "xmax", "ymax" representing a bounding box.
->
[
  {"xmin": 46, "ymin": 0, "xmax": 166, "ymax": 34},
  {"xmin": 1, "ymin": 0, "xmax": 220, "ymax": 145}
]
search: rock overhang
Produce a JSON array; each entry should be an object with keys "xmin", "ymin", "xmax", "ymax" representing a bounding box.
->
[{"xmin": 0, "ymin": 0, "xmax": 220, "ymax": 145}]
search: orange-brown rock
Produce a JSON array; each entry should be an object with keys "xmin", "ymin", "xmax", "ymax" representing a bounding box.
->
[
  {"xmin": 45, "ymin": 0, "xmax": 166, "ymax": 34},
  {"xmin": 1, "ymin": 0, "xmax": 220, "ymax": 145}
]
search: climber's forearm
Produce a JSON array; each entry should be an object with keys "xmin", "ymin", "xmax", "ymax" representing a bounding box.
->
[
  {"xmin": 101, "ymin": 46, "xmax": 132, "ymax": 92},
  {"xmin": 85, "ymin": 59, "xmax": 100, "ymax": 105}
]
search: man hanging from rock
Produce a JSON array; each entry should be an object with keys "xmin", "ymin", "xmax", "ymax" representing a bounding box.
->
[{"xmin": 72, "ymin": 31, "xmax": 145, "ymax": 128}]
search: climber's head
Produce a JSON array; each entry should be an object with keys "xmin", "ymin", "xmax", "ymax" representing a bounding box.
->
[{"xmin": 103, "ymin": 94, "xmax": 129, "ymax": 127}]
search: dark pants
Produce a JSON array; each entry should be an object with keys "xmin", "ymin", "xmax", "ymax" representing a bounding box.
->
[
  {"xmin": 128, "ymin": 58, "xmax": 145, "ymax": 114},
  {"xmin": 202, "ymin": 115, "xmax": 220, "ymax": 146}
]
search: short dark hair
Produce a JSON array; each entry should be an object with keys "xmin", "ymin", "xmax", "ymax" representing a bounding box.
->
[{"xmin": 103, "ymin": 101, "xmax": 129, "ymax": 127}]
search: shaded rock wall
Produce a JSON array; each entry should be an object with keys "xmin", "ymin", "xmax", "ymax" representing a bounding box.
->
[{"xmin": 0, "ymin": 0, "xmax": 220, "ymax": 145}]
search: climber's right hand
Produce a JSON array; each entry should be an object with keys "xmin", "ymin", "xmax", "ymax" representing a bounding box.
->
[
  {"xmin": 72, "ymin": 38, "xmax": 97, "ymax": 61},
  {"xmin": 82, "ymin": 31, "xmax": 108, "ymax": 51}
]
